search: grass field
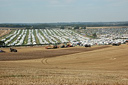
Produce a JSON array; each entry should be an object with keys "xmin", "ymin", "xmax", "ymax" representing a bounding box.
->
[{"xmin": 0, "ymin": 44, "xmax": 128, "ymax": 85}]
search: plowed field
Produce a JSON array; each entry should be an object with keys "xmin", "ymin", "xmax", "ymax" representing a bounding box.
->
[{"xmin": 0, "ymin": 46, "xmax": 110, "ymax": 61}]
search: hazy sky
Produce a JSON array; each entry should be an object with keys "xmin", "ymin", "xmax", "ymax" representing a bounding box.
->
[{"xmin": 0, "ymin": 0, "xmax": 128, "ymax": 23}]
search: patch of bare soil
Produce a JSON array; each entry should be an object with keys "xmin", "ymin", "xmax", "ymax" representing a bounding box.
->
[{"xmin": 0, "ymin": 46, "xmax": 110, "ymax": 61}]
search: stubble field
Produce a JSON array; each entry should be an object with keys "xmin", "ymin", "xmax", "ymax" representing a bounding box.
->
[{"xmin": 0, "ymin": 45, "xmax": 128, "ymax": 85}]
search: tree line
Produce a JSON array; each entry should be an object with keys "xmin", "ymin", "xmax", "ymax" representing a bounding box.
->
[{"xmin": 0, "ymin": 22, "xmax": 128, "ymax": 29}]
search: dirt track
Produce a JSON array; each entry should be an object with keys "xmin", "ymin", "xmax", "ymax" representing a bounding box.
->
[{"xmin": 0, "ymin": 46, "xmax": 110, "ymax": 61}]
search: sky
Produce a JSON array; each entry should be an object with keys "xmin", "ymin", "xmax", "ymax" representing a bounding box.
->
[{"xmin": 0, "ymin": 0, "xmax": 128, "ymax": 23}]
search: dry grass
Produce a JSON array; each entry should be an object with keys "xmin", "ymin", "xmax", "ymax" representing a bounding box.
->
[
  {"xmin": 0, "ymin": 27, "xmax": 25, "ymax": 37},
  {"xmin": 0, "ymin": 29, "xmax": 11, "ymax": 37},
  {"xmin": 0, "ymin": 45, "xmax": 128, "ymax": 85}
]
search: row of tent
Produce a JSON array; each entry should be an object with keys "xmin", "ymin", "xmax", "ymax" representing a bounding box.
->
[
  {"xmin": 82, "ymin": 28, "xmax": 128, "ymax": 39},
  {"xmin": 0, "ymin": 29, "xmax": 128, "ymax": 46}
]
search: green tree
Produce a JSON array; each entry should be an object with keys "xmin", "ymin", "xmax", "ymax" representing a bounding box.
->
[
  {"xmin": 92, "ymin": 33, "xmax": 97, "ymax": 38},
  {"xmin": 74, "ymin": 26, "xmax": 79, "ymax": 29},
  {"xmin": 60, "ymin": 26, "xmax": 64, "ymax": 29},
  {"xmin": 83, "ymin": 26, "xmax": 86, "ymax": 29}
]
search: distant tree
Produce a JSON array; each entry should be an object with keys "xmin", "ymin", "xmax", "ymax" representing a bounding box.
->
[
  {"xmin": 60, "ymin": 26, "xmax": 64, "ymax": 29},
  {"xmin": 83, "ymin": 26, "xmax": 86, "ymax": 29},
  {"xmin": 92, "ymin": 33, "xmax": 97, "ymax": 38},
  {"xmin": 74, "ymin": 26, "xmax": 79, "ymax": 29},
  {"xmin": 26, "ymin": 27, "xmax": 31, "ymax": 29}
]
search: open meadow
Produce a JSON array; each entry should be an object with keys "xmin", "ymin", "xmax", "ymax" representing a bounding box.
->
[{"xmin": 0, "ymin": 44, "xmax": 128, "ymax": 85}]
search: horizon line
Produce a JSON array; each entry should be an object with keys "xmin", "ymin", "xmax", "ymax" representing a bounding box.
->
[{"xmin": 0, "ymin": 21, "xmax": 128, "ymax": 24}]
